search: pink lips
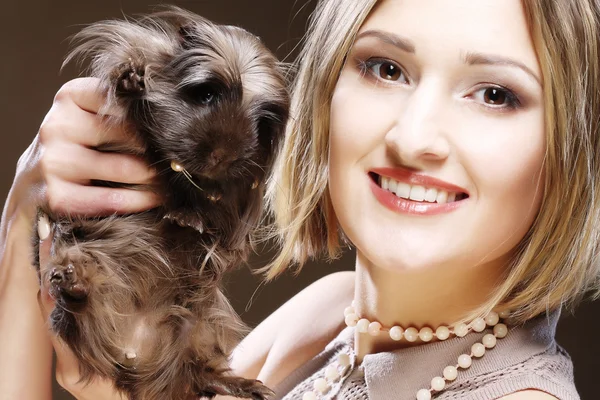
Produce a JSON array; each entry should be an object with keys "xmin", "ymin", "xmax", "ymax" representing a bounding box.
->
[{"xmin": 369, "ymin": 168, "xmax": 469, "ymax": 216}]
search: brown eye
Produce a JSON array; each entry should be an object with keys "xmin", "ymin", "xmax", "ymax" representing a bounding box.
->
[
  {"xmin": 367, "ymin": 60, "xmax": 406, "ymax": 82},
  {"xmin": 379, "ymin": 63, "xmax": 401, "ymax": 80},
  {"xmin": 473, "ymin": 86, "xmax": 521, "ymax": 110},
  {"xmin": 483, "ymin": 88, "xmax": 507, "ymax": 105}
]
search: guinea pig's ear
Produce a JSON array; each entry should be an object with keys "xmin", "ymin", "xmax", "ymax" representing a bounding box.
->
[
  {"xmin": 178, "ymin": 24, "xmax": 196, "ymax": 49},
  {"xmin": 257, "ymin": 102, "xmax": 290, "ymax": 151}
]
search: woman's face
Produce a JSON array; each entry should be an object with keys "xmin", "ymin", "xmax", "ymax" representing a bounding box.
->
[{"xmin": 328, "ymin": 0, "xmax": 545, "ymax": 274}]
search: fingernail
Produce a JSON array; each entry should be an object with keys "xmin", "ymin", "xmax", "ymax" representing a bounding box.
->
[{"xmin": 37, "ymin": 213, "xmax": 51, "ymax": 241}]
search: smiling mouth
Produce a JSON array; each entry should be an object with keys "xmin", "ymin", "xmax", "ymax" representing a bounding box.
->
[{"xmin": 369, "ymin": 172, "xmax": 469, "ymax": 204}]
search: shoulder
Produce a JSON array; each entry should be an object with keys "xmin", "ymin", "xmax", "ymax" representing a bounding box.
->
[
  {"xmin": 230, "ymin": 271, "xmax": 355, "ymax": 387},
  {"xmin": 446, "ymin": 342, "xmax": 577, "ymax": 400},
  {"xmin": 497, "ymin": 390, "xmax": 559, "ymax": 399}
]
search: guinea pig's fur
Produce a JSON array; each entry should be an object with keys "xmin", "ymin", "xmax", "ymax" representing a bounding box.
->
[{"xmin": 32, "ymin": 7, "xmax": 289, "ymax": 400}]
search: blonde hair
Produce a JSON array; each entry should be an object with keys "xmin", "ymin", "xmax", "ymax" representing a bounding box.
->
[{"xmin": 265, "ymin": 0, "xmax": 600, "ymax": 324}]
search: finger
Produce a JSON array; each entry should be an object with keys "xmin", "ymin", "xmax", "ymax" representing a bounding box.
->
[
  {"xmin": 54, "ymin": 77, "xmax": 119, "ymax": 116},
  {"xmin": 43, "ymin": 142, "xmax": 156, "ymax": 185},
  {"xmin": 37, "ymin": 212, "xmax": 56, "ymax": 318},
  {"xmin": 46, "ymin": 178, "xmax": 161, "ymax": 216},
  {"xmin": 50, "ymin": 77, "xmax": 145, "ymax": 152},
  {"xmin": 37, "ymin": 212, "xmax": 53, "ymax": 267},
  {"xmin": 63, "ymin": 106, "xmax": 146, "ymax": 152},
  {"xmin": 46, "ymin": 100, "xmax": 143, "ymax": 151}
]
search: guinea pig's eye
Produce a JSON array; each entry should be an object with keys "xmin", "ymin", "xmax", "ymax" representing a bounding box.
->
[
  {"xmin": 71, "ymin": 226, "xmax": 86, "ymax": 241},
  {"xmin": 183, "ymin": 83, "xmax": 220, "ymax": 105}
]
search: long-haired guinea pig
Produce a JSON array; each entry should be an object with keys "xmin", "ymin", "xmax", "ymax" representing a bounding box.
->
[{"xmin": 32, "ymin": 7, "xmax": 289, "ymax": 400}]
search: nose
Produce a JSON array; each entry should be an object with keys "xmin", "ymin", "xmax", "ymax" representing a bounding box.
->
[
  {"xmin": 385, "ymin": 79, "xmax": 451, "ymax": 166},
  {"xmin": 209, "ymin": 148, "xmax": 227, "ymax": 168}
]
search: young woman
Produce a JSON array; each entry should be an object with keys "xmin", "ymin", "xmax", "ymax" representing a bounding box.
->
[{"xmin": 1, "ymin": 0, "xmax": 598, "ymax": 399}]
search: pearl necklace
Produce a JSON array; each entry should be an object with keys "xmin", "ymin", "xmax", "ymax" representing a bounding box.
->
[{"xmin": 301, "ymin": 304, "xmax": 510, "ymax": 400}]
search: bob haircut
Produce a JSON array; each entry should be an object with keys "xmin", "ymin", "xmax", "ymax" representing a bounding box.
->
[{"xmin": 265, "ymin": 0, "xmax": 600, "ymax": 324}]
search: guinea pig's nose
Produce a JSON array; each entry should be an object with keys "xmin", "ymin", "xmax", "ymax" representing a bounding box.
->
[{"xmin": 209, "ymin": 148, "xmax": 227, "ymax": 167}]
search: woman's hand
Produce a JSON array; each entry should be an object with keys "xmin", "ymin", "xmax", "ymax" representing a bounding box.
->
[
  {"xmin": 0, "ymin": 77, "xmax": 160, "ymax": 398},
  {"xmin": 35, "ymin": 77, "xmax": 160, "ymax": 217}
]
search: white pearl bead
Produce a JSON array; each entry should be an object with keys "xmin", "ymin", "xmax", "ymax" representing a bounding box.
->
[
  {"xmin": 345, "ymin": 313, "xmax": 359, "ymax": 327},
  {"xmin": 435, "ymin": 326, "xmax": 450, "ymax": 340},
  {"xmin": 485, "ymin": 311, "xmax": 500, "ymax": 326},
  {"xmin": 302, "ymin": 392, "xmax": 317, "ymax": 400},
  {"xmin": 498, "ymin": 310, "xmax": 511, "ymax": 319},
  {"xmin": 458, "ymin": 354, "xmax": 472, "ymax": 368},
  {"xmin": 325, "ymin": 364, "xmax": 339, "ymax": 381},
  {"xmin": 343, "ymin": 306, "xmax": 355, "ymax": 317},
  {"xmin": 471, "ymin": 342, "xmax": 486, "ymax": 357},
  {"xmin": 416, "ymin": 388, "xmax": 432, "ymax": 400},
  {"xmin": 482, "ymin": 334, "xmax": 497, "ymax": 349},
  {"xmin": 338, "ymin": 353, "xmax": 350, "ymax": 368},
  {"xmin": 389, "ymin": 326, "xmax": 404, "ymax": 341},
  {"xmin": 419, "ymin": 327, "xmax": 434, "ymax": 342},
  {"xmin": 493, "ymin": 323, "xmax": 508, "ymax": 338},
  {"xmin": 431, "ymin": 376, "xmax": 445, "ymax": 391},
  {"xmin": 356, "ymin": 318, "xmax": 370, "ymax": 333},
  {"xmin": 314, "ymin": 378, "xmax": 328, "ymax": 393},
  {"xmin": 454, "ymin": 323, "xmax": 469, "ymax": 337},
  {"xmin": 472, "ymin": 318, "xmax": 487, "ymax": 333},
  {"xmin": 404, "ymin": 327, "xmax": 419, "ymax": 342},
  {"xmin": 443, "ymin": 365, "xmax": 458, "ymax": 381},
  {"xmin": 351, "ymin": 300, "xmax": 356, "ymax": 308},
  {"xmin": 368, "ymin": 321, "xmax": 382, "ymax": 336}
]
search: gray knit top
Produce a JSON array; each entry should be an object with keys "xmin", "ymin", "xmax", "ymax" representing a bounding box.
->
[{"xmin": 273, "ymin": 310, "xmax": 579, "ymax": 399}]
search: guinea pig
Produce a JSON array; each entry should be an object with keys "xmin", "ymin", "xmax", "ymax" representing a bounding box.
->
[{"xmin": 33, "ymin": 6, "xmax": 289, "ymax": 400}]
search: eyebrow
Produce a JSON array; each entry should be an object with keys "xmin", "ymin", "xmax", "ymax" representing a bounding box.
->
[
  {"xmin": 355, "ymin": 29, "xmax": 416, "ymax": 53},
  {"xmin": 464, "ymin": 52, "xmax": 542, "ymax": 85},
  {"xmin": 355, "ymin": 29, "xmax": 542, "ymax": 86}
]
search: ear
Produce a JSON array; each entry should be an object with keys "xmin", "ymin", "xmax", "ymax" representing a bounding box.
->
[{"xmin": 257, "ymin": 101, "xmax": 290, "ymax": 152}]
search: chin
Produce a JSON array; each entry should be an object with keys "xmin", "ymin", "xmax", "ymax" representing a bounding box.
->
[
  {"xmin": 348, "ymin": 225, "xmax": 435, "ymax": 270},
  {"xmin": 358, "ymin": 243, "xmax": 446, "ymax": 273}
]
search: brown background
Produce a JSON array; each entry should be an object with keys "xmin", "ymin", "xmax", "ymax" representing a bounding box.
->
[{"xmin": 1, "ymin": 1, "xmax": 597, "ymax": 399}]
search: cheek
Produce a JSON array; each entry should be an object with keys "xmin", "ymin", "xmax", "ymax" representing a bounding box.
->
[
  {"xmin": 472, "ymin": 122, "xmax": 544, "ymax": 200},
  {"xmin": 462, "ymin": 113, "xmax": 546, "ymax": 245},
  {"xmin": 328, "ymin": 75, "xmax": 399, "ymax": 173}
]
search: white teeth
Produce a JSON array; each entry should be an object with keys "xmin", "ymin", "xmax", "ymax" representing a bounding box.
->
[
  {"xmin": 388, "ymin": 179, "xmax": 398, "ymax": 194},
  {"xmin": 396, "ymin": 182, "xmax": 411, "ymax": 198},
  {"xmin": 381, "ymin": 176, "xmax": 389, "ymax": 190},
  {"xmin": 436, "ymin": 190, "xmax": 448, "ymax": 204},
  {"xmin": 409, "ymin": 185, "xmax": 426, "ymax": 201},
  {"xmin": 425, "ymin": 188, "xmax": 438, "ymax": 202},
  {"xmin": 377, "ymin": 175, "xmax": 463, "ymax": 204}
]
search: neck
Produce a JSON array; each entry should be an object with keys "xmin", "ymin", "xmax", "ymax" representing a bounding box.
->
[{"xmin": 353, "ymin": 251, "xmax": 504, "ymax": 359}]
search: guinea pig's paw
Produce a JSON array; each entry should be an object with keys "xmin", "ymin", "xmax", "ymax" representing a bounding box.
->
[
  {"xmin": 115, "ymin": 58, "xmax": 146, "ymax": 96},
  {"xmin": 48, "ymin": 263, "xmax": 89, "ymax": 303},
  {"xmin": 163, "ymin": 210, "xmax": 204, "ymax": 233}
]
